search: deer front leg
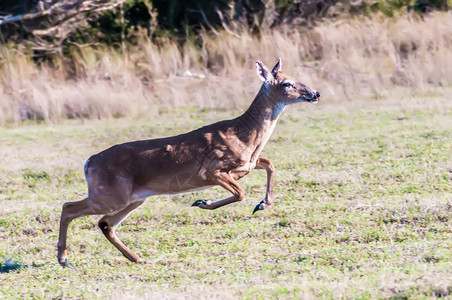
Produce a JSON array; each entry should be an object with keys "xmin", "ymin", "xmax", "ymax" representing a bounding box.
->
[
  {"xmin": 252, "ymin": 157, "xmax": 275, "ymax": 214},
  {"xmin": 192, "ymin": 172, "xmax": 245, "ymax": 210}
]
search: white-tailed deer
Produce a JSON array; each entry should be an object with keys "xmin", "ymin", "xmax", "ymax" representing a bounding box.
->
[{"xmin": 57, "ymin": 59, "xmax": 320, "ymax": 265}]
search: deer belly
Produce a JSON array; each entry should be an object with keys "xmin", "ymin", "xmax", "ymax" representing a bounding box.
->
[
  {"xmin": 166, "ymin": 171, "xmax": 212, "ymax": 193},
  {"xmin": 138, "ymin": 169, "xmax": 212, "ymax": 195}
]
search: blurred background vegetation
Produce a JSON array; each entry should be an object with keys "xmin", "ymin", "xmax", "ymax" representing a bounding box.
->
[
  {"xmin": 1, "ymin": 0, "xmax": 450, "ymax": 49},
  {"xmin": 0, "ymin": 0, "xmax": 451, "ymax": 123}
]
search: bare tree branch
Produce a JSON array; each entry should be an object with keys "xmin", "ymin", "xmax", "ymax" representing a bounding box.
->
[{"xmin": 0, "ymin": 0, "xmax": 125, "ymax": 37}]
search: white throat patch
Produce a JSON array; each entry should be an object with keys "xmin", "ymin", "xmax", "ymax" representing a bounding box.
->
[{"xmin": 272, "ymin": 101, "xmax": 286, "ymax": 119}]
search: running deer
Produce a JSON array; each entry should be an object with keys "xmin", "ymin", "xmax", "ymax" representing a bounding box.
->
[{"xmin": 57, "ymin": 59, "xmax": 320, "ymax": 265}]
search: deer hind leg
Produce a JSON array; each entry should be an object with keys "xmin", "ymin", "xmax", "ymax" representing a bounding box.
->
[
  {"xmin": 252, "ymin": 157, "xmax": 275, "ymax": 214},
  {"xmin": 192, "ymin": 172, "xmax": 245, "ymax": 210},
  {"xmin": 58, "ymin": 197, "xmax": 100, "ymax": 265},
  {"xmin": 98, "ymin": 200, "xmax": 145, "ymax": 263}
]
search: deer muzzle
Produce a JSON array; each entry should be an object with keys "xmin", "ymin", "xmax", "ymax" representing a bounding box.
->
[{"xmin": 305, "ymin": 91, "xmax": 320, "ymax": 103}]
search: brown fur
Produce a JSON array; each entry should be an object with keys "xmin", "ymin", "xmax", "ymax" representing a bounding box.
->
[{"xmin": 57, "ymin": 59, "xmax": 320, "ymax": 264}]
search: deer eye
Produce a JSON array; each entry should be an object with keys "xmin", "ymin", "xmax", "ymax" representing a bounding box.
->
[{"xmin": 282, "ymin": 82, "xmax": 292, "ymax": 88}]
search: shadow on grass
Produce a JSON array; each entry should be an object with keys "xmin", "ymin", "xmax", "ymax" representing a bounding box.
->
[{"xmin": 0, "ymin": 258, "xmax": 43, "ymax": 273}]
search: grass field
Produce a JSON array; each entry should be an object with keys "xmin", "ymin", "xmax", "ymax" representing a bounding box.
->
[{"xmin": 0, "ymin": 95, "xmax": 451, "ymax": 298}]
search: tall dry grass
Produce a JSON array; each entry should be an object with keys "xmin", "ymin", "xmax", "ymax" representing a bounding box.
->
[{"xmin": 0, "ymin": 12, "xmax": 451, "ymax": 124}]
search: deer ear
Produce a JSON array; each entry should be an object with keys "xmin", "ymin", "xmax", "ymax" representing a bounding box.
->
[
  {"xmin": 271, "ymin": 58, "xmax": 282, "ymax": 76},
  {"xmin": 256, "ymin": 61, "xmax": 274, "ymax": 84}
]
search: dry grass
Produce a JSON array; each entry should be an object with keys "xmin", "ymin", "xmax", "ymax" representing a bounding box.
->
[{"xmin": 0, "ymin": 12, "xmax": 451, "ymax": 124}]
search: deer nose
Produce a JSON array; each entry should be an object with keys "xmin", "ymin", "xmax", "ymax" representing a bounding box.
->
[{"xmin": 315, "ymin": 91, "xmax": 321, "ymax": 98}]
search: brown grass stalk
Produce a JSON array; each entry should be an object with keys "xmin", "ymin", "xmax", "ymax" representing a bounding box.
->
[{"xmin": 0, "ymin": 12, "xmax": 451, "ymax": 124}]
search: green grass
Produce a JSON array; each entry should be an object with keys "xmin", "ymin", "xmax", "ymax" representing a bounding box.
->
[{"xmin": 0, "ymin": 96, "xmax": 451, "ymax": 298}]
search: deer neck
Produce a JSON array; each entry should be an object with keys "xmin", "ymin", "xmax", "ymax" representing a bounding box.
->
[
  {"xmin": 241, "ymin": 86, "xmax": 279, "ymax": 123},
  {"xmin": 233, "ymin": 85, "xmax": 285, "ymax": 160}
]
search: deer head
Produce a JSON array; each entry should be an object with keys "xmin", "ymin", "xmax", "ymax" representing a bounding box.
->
[{"xmin": 256, "ymin": 58, "xmax": 320, "ymax": 105}]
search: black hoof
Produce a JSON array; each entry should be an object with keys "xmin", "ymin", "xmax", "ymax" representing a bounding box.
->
[
  {"xmin": 252, "ymin": 205, "xmax": 260, "ymax": 215},
  {"xmin": 192, "ymin": 200, "xmax": 207, "ymax": 207},
  {"xmin": 59, "ymin": 259, "xmax": 74, "ymax": 267},
  {"xmin": 252, "ymin": 202, "xmax": 265, "ymax": 215}
]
